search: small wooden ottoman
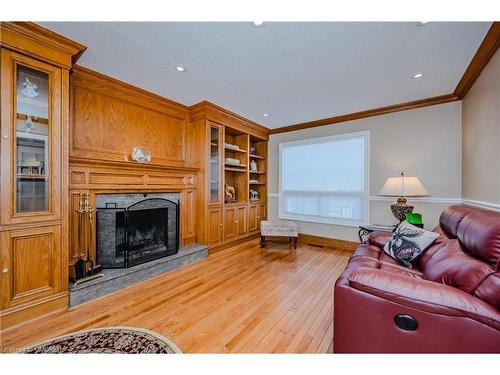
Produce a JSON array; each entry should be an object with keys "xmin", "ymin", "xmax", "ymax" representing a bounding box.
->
[{"xmin": 260, "ymin": 220, "xmax": 299, "ymax": 249}]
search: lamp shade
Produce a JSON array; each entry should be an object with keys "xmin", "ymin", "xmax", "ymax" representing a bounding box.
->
[{"xmin": 379, "ymin": 175, "xmax": 429, "ymax": 197}]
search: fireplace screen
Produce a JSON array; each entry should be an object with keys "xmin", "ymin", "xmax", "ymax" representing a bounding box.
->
[{"xmin": 97, "ymin": 198, "xmax": 179, "ymax": 268}]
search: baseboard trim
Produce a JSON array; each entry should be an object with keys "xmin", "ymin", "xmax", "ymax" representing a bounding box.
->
[{"xmin": 298, "ymin": 233, "xmax": 358, "ymax": 251}]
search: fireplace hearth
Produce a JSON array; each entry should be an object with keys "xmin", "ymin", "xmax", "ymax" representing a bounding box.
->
[{"xmin": 96, "ymin": 193, "xmax": 180, "ymax": 268}]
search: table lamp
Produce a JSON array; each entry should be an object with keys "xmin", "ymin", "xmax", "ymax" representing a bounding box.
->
[{"xmin": 379, "ymin": 172, "xmax": 429, "ymax": 222}]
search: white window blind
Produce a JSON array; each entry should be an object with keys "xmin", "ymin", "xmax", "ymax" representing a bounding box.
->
[{"xmin": 279, "ymin": 131, "xmax": 369, "ymax": 226}]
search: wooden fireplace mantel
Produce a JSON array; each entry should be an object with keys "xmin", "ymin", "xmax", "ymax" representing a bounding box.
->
[{"xmin": 68, "ymin": 162, "xmax": 198, "ymax": 275}]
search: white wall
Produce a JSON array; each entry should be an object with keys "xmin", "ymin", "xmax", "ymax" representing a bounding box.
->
[
  {"xmin": 268, "ymin": 101, "xmax": 463, "ymax": 242},
  {"xmin": 462, "ymin": 49, "xmax": 500, "ymax": 209}
]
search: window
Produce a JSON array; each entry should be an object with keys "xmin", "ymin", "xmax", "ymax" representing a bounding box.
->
[{"xmin": 279, "ymin": 131, "xmax": 369, "ymax": 226}]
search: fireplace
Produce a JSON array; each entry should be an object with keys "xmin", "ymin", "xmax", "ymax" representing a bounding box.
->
[{"xmin": 96, "ymin": 193, "xmax": 180, "ymax": 268}]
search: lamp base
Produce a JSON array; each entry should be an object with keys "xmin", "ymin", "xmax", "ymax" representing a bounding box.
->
[{"xmin": 390, "ymin": 197, "xmax": 414, "ymax": 222}]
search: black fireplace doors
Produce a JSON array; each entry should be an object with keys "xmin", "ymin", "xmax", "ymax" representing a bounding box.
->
[{"xmin": 96, "ymin": 198, "xmax": 179, "ymax": 268}]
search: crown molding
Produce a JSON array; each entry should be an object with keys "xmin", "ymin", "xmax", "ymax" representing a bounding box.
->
[
  {"xmin": 269, "ymin": 94, "xmax": 459, "ymax": 135},
  {"xmin": 190, "ymin": 100, "xmax": 269, "ymax": 137},
  {"xmin": 72, "ymin": 65, "xmax": 190, "ymax": 116},
  {"xmin": 1, "ymin": 22, "xmax": 86, "ymax": 69},
  {"xmin": 454, "ymin": 22, "xmax": 500, "ymax": 99}
]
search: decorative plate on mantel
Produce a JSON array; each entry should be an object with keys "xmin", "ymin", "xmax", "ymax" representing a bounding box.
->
[{"xmin": 131, "ymin": 147, "xmax": 152, "ymax": 163}]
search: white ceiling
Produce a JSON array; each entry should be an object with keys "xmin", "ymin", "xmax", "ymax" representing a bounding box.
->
[{"xmin": 40, "ymin": 22, "xmax": 491, "ymax": 128}]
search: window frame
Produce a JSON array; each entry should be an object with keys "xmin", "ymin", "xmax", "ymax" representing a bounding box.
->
[{"xmin": 278, "ymin": 130, "xmax": 370, "ymax": 227}]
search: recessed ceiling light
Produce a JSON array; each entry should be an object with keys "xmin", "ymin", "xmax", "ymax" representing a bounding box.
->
[
  {"xmin": 175, "ymin": 66, "xmax": 186, "ymax": 72},
  {"xmin": 412, "ymin": 73, "xmax": 425, "ymax": 79},
  {"xmin": 252, "ymin": 21, "xmax": 266, "ymax": 28},
  {"xmin": 416, "ymin": 21, "xmax": 431, "ymax": 27},
  {"xmin": 263, "ymin": 113, "xmax": 269, "ymax": 117}
]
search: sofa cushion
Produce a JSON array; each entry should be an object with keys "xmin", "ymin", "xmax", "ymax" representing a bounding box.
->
[
  {"xmin": 384, "ymin": 221, "xmax": 439, "ymax": 268},
  {"xmin": 353, "ymin": 243, "xmax": 400, "ymax": 265},
  {"xmin": 422, "ymin": 239, "xmax": 493, "ymax": 294},
  {"xmin": 474, "ymin": 273, "xmax": 500, "ymax": 310},
  {"xmin": 438, "ymin": 205, "xmax": 475, "ymax": 238},
  {"xmin": 348, "ymin": 243, "xmax": 422, "ymax": 276},
  {"xmin": 455, "ymin": 208, "xmax": 500, "ymax": 268},
  {"xmin": 353, "ymin": 243, "xmax": 381, "ymax": 259}
]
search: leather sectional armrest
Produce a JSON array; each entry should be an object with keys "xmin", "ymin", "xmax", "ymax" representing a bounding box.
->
[{"xmin": 347, "ymin": 268, "xmax": 500, "ymax": 330}]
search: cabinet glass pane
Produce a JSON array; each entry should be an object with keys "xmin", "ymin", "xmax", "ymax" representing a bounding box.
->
[
  {"xmin": 15, "ymin": 65, "xmax": 49, "ymax": 213},
  {"xmin": 210, "ymin": 127, "xmax": 220, "ymax": 201}
]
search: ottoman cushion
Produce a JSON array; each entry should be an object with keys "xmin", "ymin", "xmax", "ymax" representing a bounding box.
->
[{"xmin": 261, "ymin": 220, "xmax": 298, "ymax": 237}]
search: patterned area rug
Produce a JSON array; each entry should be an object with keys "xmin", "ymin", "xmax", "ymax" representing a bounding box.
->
[{"xmin": 18, "ymin": 327, "xmax": 182, "ymax": 354}]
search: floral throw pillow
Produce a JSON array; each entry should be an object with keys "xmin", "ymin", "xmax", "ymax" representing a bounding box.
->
[{"xmin": 383, "ymin": 221, "xmax": 439, "ymax": 268}]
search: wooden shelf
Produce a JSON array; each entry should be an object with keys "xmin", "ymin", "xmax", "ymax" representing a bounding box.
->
[
  {"xmin": 224, "ymin": 201, "xmax": 248, "ymax": 207},
  {"xmin": 16, "ymin": 174, "xmax": 47, "ymax": 179},
  {"xmin": 225, "ymin": 167, "xmax": 247, "ymax": 172},
  {"xmin": 249, "ymin": 170, "xmax": 265, "ymax": 174},
  {"xmin": 225, "ymin": 146, "xmax": 247, "ymax": 153},
  {"xmin": 249, "ymin": 154, "xmax": 266, "ymax": 159},
  {"xmin": 249, "ymin": 182, "xmax": 266, "ymax": 185},
  {"xmin": 16, "ymin": 113, "xmax": 49, "ymax": 125}
]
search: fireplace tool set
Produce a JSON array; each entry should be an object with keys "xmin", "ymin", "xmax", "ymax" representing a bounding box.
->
[{"xmin": 73, "ymin": 193, "xmax": 104, "ymax": 286}]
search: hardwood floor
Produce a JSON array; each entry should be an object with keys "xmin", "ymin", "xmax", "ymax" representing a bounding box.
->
[{"xmin": 0, "ymin": 238, "xmax": 352, "ymax": 353}]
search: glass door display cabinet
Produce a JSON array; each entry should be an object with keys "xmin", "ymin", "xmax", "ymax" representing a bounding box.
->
[
  {"xmin": 0, "ymin": 49, "xmax": 64, "ymax": 311},
  {"xmin": 0, "ymin": 50, "xmax": 63, "ymax": 225},
  {"xmin": 206, "ymin": 121, "xmax": 223, "ymax": 245},
  {"xmin": 0, "ymin": 22, "xmax": 85, "ymax": 331},
  {"xmin": 208, "ymin": 121, "xmax": 223, "ymax": 204}
]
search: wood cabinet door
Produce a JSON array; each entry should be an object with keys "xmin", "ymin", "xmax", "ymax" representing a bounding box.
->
[
  {"xmin": 0, "ymin": 50, "xmax": 64, "ymax": 225},
  {"xmin": 0, "ymin": 225, "xmax": 62, "ymax": 309},
  {"xmin": 248, "ymin": 204, "xmax": 258, "ymax": 232},
  {"xmin": 236, "ymin": 205, "xmax": 247, "ymax": 237},
  {"xmin": 223, "ymin": 207, "xmax": 237, "ymax": 242},
  {"xmin": 181, "ymin": 190, "xmax": 196, "ymax": 245},
  {"xmin": 207, "ymin": 206, "xmax": 223, "ymax": 245}
]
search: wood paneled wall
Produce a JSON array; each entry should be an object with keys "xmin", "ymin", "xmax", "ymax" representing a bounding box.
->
[{"xmin": 70, "ymin": 66, "xmax": 197, "ymax": 169}]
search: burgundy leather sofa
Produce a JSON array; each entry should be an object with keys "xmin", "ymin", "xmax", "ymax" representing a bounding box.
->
[{"xmin": 334, "ymin": 205, "xmax": 500, "ymax": 353}]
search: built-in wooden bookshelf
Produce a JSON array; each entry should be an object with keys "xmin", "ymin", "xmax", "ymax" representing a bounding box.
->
[
  {"xmin": 224, "ymin": 126, "xmax": 249, "ymax": 206},
  {"xmin": 191, "ymin": 102, "xmax": 268, "ymax": 249},
  {"xmin": 248, "ymin": 135, "xmax": 267, "ymax": 206}
]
